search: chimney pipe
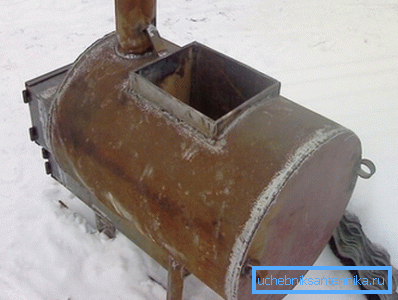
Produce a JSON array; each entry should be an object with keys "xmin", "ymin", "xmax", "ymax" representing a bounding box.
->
[{"xmin": 115, "ymin": 0, "xmax": 156, "ymax": 55}]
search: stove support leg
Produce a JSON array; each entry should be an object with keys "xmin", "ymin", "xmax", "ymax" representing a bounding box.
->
[
  {"xmin": 167, "ymin": 258, "xmax": 188, "ymax": 300},
  {"xmin": 94, "ymin": 207, "xmax": 117, "ymax": 239}
]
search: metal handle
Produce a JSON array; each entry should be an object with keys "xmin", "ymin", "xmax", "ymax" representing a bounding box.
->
[{"xmin": 357, "ymin": 158, "xmax": 376, "ymax": 179}]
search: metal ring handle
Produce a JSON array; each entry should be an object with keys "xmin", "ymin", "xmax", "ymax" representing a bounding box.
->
[{"xmin": 357, "ymin": 158, "xmax": 376, "ymax": 179}]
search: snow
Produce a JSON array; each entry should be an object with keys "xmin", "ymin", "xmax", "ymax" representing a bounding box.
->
[{"xmin": 1, "ymin": 0, "xmax": 397, "ymax": 299}]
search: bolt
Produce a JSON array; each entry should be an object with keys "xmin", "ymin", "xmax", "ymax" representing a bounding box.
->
[
  {"xmin": 42, "ymin": 148, "xmax": 50, "ymax": 159},
  {"xmin": 45, "ymin": 161, "xmax": 52, "ymax": 175},
  {"xmin": 29, "ymin": 127, "xmax": 38, "ymax": 141},
  {"xmin": 22, "ymin": 89, "xmax": 30, "ymax": 104},
  {"xmin": 241, "ymin": 258, "xmax": 261, "ymax": 278}
]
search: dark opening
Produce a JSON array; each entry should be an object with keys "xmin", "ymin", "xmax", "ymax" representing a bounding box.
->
[{"xmin": 136, "ymin": 43, "xmax": 277, "ymax": 121}]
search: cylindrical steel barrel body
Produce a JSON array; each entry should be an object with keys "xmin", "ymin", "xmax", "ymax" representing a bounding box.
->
[{"xmin": 49, "ymin": 34, "xmax": 361, "ymax": 299}]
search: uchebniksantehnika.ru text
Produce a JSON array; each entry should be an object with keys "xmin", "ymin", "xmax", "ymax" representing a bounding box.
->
[{"xmin": 257, "ymin": 274, "xmax": 386, "ymax": 287}]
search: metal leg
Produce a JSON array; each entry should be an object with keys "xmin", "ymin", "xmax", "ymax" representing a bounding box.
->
[
  {"xmin": 167, "ymin": 258, "xmax": 188, "ymax": 300},
  {"xmin": 330, "ymin": 212, "xmax": 398, "ymax": 299},
  {"xmin": 93, "ymin": 207, "xmax": 117, "ymax": 239}
]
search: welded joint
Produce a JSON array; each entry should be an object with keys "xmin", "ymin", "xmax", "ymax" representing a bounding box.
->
[{"xmin": 146, "ymin": 25, "xmax": 168, "ymax": 57}]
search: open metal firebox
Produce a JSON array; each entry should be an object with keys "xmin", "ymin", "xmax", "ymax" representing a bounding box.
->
[{"xmin": 24, "ymin": 0, "xmax": 396, "ymax": 299}]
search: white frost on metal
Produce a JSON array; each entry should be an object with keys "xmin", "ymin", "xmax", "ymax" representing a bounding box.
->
[
  {"xmin": 182, "ymin": 144, "xmax": 200, "ymax": 161},
  {"xmin": 104, "ymin": 191, "xmax": 135, "ymax": 223},
  {"xmin": 39, "ymin": 86, "xmax": 58, "ymax": 100},
  {"xmin": 225, "ymin": 127, "xmax": 346, "ymax": 300},
  {"xmin": 140, "ymin": 164, "xmax": 154, "ymax": 181}
]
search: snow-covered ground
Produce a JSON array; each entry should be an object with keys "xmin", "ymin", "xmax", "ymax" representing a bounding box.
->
[{"xmin": 1, "ymin": 0, "xmax": 397, "ymax": 299}]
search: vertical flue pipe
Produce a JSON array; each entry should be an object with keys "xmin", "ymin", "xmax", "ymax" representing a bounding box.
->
[{"xmin": 115, "ymin": 0, "xmax": 156, "ymax": 55}]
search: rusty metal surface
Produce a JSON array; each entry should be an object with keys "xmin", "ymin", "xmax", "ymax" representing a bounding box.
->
[
  {"xmin": 24, "ymin": 64, "xmax": 72, "ymax": 149},
  {"xmin": 47, "ymin": 30, "xmax": 362, "ymax": 299},
  {"xmin": 131, "ymin": 42, "xmax": 280, "ymax": 139},
  {"xmin": 236, "ymin": 129, "xmax": 361, "ymax": 299},
  {"xmin": 47, "ymin": 33, "xmax": 181, "ymax": 270},
  {"xmin": 115, "ymin": 0, "xmax": 156, "ymax": 55}
]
